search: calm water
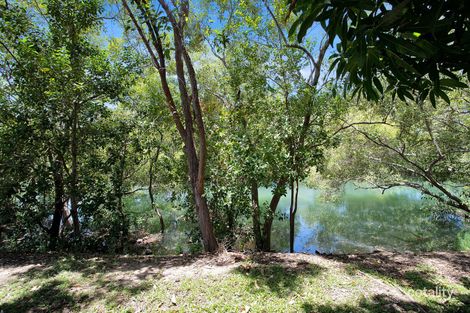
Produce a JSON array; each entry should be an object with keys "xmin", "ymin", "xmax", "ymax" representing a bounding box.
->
[
  {"xmin": 125, "ymin": 185, "xmax": 469, "ymax": 254},
  {"xmin": 264, "ymin": 184, "xmax": 469, "ymax": 254}
]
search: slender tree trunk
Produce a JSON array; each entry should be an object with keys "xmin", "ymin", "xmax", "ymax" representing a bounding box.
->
[
  {"xmin": 289, "ymin": 178, "xmax": 299, "ymax": 253},
  {"xmin": 116, "ymin": 143, "xmax": 129, "ymax": 244},
  {"xmin": 226, "ymin": 207, "xmax": 235, "ymax": 246},
  {"xmin": 173, "ymin": 12, "xmax": 217, "ymax": 252},
  {"xmin": 460, "ymin": 203, "xmax": 470, "ymax": 216},
  {"xmin": 117, "ymin": 194, "xmax": 127, "ymax": 235},
  {"xmin": 70, "ymin": 107, "xmax": 80, "ymax": 237},
  {"xmin": 289, "ymin": 180, "xmax": 294, "ymax": 253},
  {"xmin": 150, "ymin": 191, "xmax": 165, "ymax": 234},
  {"xmin": 68, "ymin": 23, "xmax": 82, "ymax": 239},
  {"xmin": 251, "ymin": 181, "xmax": 263, "ymax": 250},
  {"xmin": 289, "ymin": 214, "xmax": 295, "ymax": 253},
  {"xmin": 60, "ymin": 200, "xmax": 72, "ymax": 237},
  {"xmin": 49, "ymin": 157, "xmax": 65, "ymax": 249}
]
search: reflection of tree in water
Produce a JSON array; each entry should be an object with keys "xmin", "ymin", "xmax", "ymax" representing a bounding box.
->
[
  {"xmin": 270, "ymin": 185, "xmax": 467, "ymax": 254},
  {"xmin": 315, "ymin": 189, "xmax": 465, "ymax": 253}
]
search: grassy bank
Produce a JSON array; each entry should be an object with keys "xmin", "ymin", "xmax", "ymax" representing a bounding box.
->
[{"xmin": 0, "ymin": 251, "xmax": 469, "ymax": 312}]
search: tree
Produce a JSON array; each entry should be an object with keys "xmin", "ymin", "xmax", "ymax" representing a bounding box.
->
[
  {"xmin": 318, "ymin": 90, "xmax": 470, "ymax": 217},
  {"xmin": 288, "ymin": 0, "xmax": 470, "ymax": 105},
  {"xmin": 199, "ymin": 0, "xmax": 342, "ymax": 251},
  {"xmin": 121, "ymin": 0, "xmax": 218, "ymax": 252},
  {"xmin": 46, "ymin": 0, "xmax": 105, "ymax": 237},
  {"xmin": 0, "ymin": 0, "xmax": 135, "ymax": 250}
]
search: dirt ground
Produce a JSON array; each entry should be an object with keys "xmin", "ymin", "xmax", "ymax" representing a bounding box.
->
[{"xmin": 1, "ymin": 250, "xmax": 468, "ymax": 287}]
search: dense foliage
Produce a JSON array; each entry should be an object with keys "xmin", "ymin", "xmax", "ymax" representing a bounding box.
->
[{"xmin": 288, "ymin": 0, "xmax": 470, "ymax": 105}]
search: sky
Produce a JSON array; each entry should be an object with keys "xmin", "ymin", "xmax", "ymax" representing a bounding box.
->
[
  {"xmin": 100, "ymin": 0, "xmax": 334, "ymax": 83},
  {"xmin": 102, "ymin": 2, "xmax": 123, "ymax": 39},
  {"xmin": 101, "ymin": 1, "xmax": 329, "ymax": 46}
]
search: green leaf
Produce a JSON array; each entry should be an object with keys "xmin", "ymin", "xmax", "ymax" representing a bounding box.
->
[
  {"xmin": 379, "ymin": 33, "xmax": 428, "ymax": 58},
  {"xmin": 385, "ymin": 50, "xmax": 420, "ymax": 75},
  {"xmin": 435, "ymin": 89, "xmax": 450, "ymax": 104},
  {"xmin": 439, "ymin": 79, "xmax": 468, "ymax": 89},
  {"xmin": 329, "ymin": 57, "xmax": 341, "ymax": 73},
  {"xmin": 430, "ymin": 91, "xmax": 436, "ymax": 107},
  {"xmin": 419, "ymin": 88, "xmax": 429, "ymax": 102},
  {"xmin": 373, "ymin": 77, "xmax": 383, "ymax": 94},
  {"xmin": 288, "ymin": 18, "xmax": 303, "ymax": 39},
  {"xmin": 397, "ymin": 88, "xmax": 406, "ymax": 102},
  {"xmin": 297, "ymin": 13, "xmax": 316, "ymax": 42}
]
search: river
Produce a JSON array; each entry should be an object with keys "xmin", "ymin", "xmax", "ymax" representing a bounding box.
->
[{"xmin": 125, "ymin": 184, "xmax": 469, "ymax": 254}]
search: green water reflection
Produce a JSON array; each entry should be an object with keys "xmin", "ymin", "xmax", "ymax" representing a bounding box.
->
[
  {"xmin": 125, "ymin": 184, "xmax": 469, "ymax": 254},
  {"xmin": 263, "ymin": 184, "xmax": 469, "ymax": 253}
]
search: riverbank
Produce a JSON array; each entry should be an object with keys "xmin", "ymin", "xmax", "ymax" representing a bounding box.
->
[{"xmin": 0, "ymin": 251, "xmax": 469, "ymax": 312}]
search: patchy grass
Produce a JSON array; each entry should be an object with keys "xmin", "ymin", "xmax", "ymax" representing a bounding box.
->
[{"xmin": 0, "ymin": 251, "xmax": 469, "ymax": 312}]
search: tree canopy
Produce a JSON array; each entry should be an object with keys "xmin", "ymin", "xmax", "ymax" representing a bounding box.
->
[{"xmin": 288, "ymin": 0, "xmax": 470, "ymax": 105}]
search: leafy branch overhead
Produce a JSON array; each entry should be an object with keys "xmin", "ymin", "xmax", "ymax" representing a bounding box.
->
[{"xmin": 288, "ymin": 0, "xmax": 470, "ymax": 105}]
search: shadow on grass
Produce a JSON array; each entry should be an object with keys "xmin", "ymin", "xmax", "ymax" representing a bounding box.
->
[
  {"xmin": 327, "ymin": 252, "xmax": 470, "ymax": 312},
  {"xmin": 233, "ymin": 253, "xmax": 325, "ymax": 297},
  {"xmin": 0, "ymin": 252, "xmax": 244, "ymax": 311},
  {"xmin": 302, "ymin": 294, "xmax": 468, "ymax": 313},
  {"xmin": 0, "ymin": 279, "xmax": 78, "ymax": 313},
  {"xmin": 94, "ymin": 279, "xmax": 155, "ymax": 309},
  {"xmin": 331, "ymin": 252, "xmax": 451, "ymax": 290},
  {"xmin": 460, "ymin": 276, "xmax": 470, "ymax": 290},
  {"xmin": 0, "ymin": 255, "xmax": 169, "ymax": 311}
]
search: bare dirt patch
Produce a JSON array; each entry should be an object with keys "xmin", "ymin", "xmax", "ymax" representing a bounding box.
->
[
  {"xmin": 1, "ymin": 250, "xmax": 468, "ymax": 284},
  {"xmin": 0, "ymin": 264, "xmax": 41, "ymax": 285}
]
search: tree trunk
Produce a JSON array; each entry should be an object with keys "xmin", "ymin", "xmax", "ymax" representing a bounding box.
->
[
  {"xmin": 70, "ymin": 196, "xmax": 80, "ymax": 236},
  {"xmin": 261, "ymin": 177, "xmax": 287, "ymax": 251},
  {"xmin": 150, "ymin": 194, "xmax": 165, "ymax": 234},
  {"xmin": 117, "ymin": 194, "xmax": 128, "ymax": 236},
  {"xmin": 289, "ymin": 213, "xmax": 295, "ymax": 253},
  {"xmin": 193, "ymin": 185, "xmax": 218, "ymax": 252},
  {"xmin": 226, "ymin": 207, "xmax": 235, "ymax": 247},
  {"xmin": 70, "ymin": 96, "xmax": 80, "ymax": 238},
  {"xmin": 116, "ymin": 142, "xmax": 129, "ymax": 246},
  {"xmin": 176, "ymin": 24, "xmax": 217, "ymax": 253},
  {"xmin": 289, "ymin": 178, "xmax": 299, "ymax": 253},
  {"xmin": 459, "ymin": 203, "xmax": 470, "ymax": 217},
  {"xmin": 289, "ymin": 180, "xmax": 294, "ymax": 253},
  {"xmin": 186, "ymin": 146, "xmax": 217, "ymax": 252},
  {"xmin": 60, "ymin": 201, "xmax": 72, "ymax": 237},
  {"xmin": 251, "ymin": 181, "xmax": 263, "ymax": 250},
  {"xmin": 149, "ymin": 152, "xmax": 165, "ymax": 233},
  {"xmin": 49, "ymin": 157, "xmax": 65, "ymax": 250}
]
